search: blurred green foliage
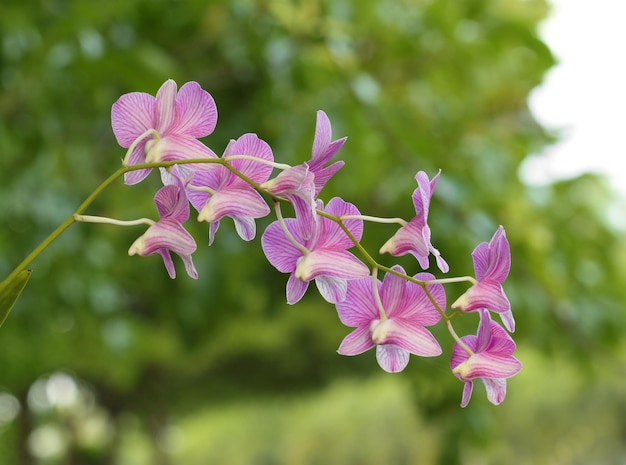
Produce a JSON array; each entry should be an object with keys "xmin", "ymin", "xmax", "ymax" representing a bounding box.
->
[{"xmin": 1, "ymin": 0, "xmax": 625, "ymax": 463}]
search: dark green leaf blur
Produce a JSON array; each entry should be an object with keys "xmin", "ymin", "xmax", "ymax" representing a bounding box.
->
[{"xmin": 1, "ymin": 0, "xmax": 624, "ymax": 463}]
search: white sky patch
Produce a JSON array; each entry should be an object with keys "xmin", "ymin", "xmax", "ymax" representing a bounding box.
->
[{"xmin": 521, "ymin": 0, "xmax": 626, "ymax": 195}]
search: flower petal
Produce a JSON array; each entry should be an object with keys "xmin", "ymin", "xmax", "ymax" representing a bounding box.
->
[
  {"xmin": 133, "ymin": 220, "xmax": 196, "ymax": 256},
  {"xmin": 383, "ymin": 318, "xmax": 442, "ymax": 357},
  {"xmin": 482, "ymin": 377, "xmax": 508, "ymax": 405},
  {"xmin": 155, "ymin": 79, "xmax": 177, "ymax": 133},
  {"xmin": 337, "ymin": 326, "xmax": 375, "ymax": 356},
  {"xmin": 336, "ymin": 276, "xmax": 379, "ymax": 327},
  {"xmin": 314, "ymin": 275, "xmax": 348, "ymax": 304},
  {"xmin": 111, "ymin": 91, "xmax": 155, "ymax": 147},
  {"xmin": 376, "ymin": 344, "xmax": 410, "ymax": 373},
  {"xmin": 295, "ymin": 249, "xmax": 368, "ymax": 282},
  {"xmin": 451, "ymin": 280, "xmax": 510, "ymax": 314},
  {"xmin": 453, "ymin": 352, "xmax": 522, "ymax": 380},
  {"xmin": 286, "ymin": 273, "xmax": 309, "ymax": 304},
  {"xmin": 198, "ymin": 186, "xmax": 269, "ymax": 224},
  {"xmin": 157, "ymin": 134, "xmax": 218, "ymax": 164},
  {"xmin": 225, "ymin": 133, "xmax": 274, "ymax": 183},
  {"xmin": 173, "ymin": 81, "xmax": 218, "ymax": 137},
  {"xmin": 232, "ymin": 215, "xmax": 257, "ymax": 242},
  {"xmin": 154, "ymin": 185, "xmax": 189, "ymax": 222},
  {"xmin": 460, "ymin": 380, "xmax": 474, "ymax": 408},
  {"xmin": 379, "ymin": 267, "xmax": 408, "ymax": 315},
  {"xmin": 450, "ymin": 335, "xmax": 477, "ymax": 372},
  {"xmin": 156, "ymin": 249, "xmax": 176, "ymax": 279},
  {"xmin": 320, "ymin": 197, "xmax": 364, "ymax": 248},
  {"xmin": 379, "ymin": 219, "xmax": 429, "ymax": 262},
  {"xmin": 261, "ymin": 220, "xmax": 302, "ymax": 273}
]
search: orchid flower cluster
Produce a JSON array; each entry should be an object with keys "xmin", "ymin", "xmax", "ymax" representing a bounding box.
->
[{"xmin": 4, "ymin": 80, "xmax": 522, "ymax": 408}]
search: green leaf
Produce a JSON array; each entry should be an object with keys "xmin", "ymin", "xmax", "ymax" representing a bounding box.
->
[{"xmin": 0, "ymin": 270, "xmax": 32, "ymax": 329}]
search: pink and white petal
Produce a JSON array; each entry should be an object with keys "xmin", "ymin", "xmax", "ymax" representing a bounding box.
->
[
  {"xmin": 413, "ymin": 171, "xmax": 433, "ymax": 221},
  {"xmin": 486, "ymin": 333, "xmax": 517, "ymax": 356},
  {"xmin": 156, "ymin": 249, "xmax": 177, "ymax": 279},
  {"xmin": 379, "ymin": 220, "xmax": 429, "ymax": 260},
  {"xmin": 395, "ymin": 275, "xmax": 443, "ymax": 325},
  {"xmin": 232, "ymin": 215, "xmax": 257, "ymax": 241},
  {"xmin": 460, "ymin": 352, "xmax": 522, "ymax": 380},
  {"xmin": 295, "ymin": 249, "xmax": 368, "ymax": 282},
  {"xmin": 452, "ymin": 280, "xmax": 510, "ymax": 314},
  {"xmin": 384, "ymin": 319, "xmax": 442, "ymax": 357},
  {"xmin": 476, "ymin": 309, "xmax": 494, "ymax": 350},
  {"xmin": 435, "ymin": 253, "xmax": 450, "ymax": 274},
  {"xmin": 208, "ymin": 221, "xmax": 220, "ymax": 246},
  {"xmin": 226, "ymin": 134, "xmax": 274, "ymax": 183},
  {"xmin": 316, "ymin": 137, "xmax": 347, "ymax": 168},
  {"xmin": 178, "ymin": 253, "xmax": 198, "ymax": 279},
  {"xmin": 482, "ymin": 377, "xmax": 507, "ymax": 406},
  {"xmin": 265, "ymin": 164, "xmax": 314, "ymax": 196},
  {"xmin": 203, "ymin": 187, "xmax": 269, "ymax": 223},
  {"xmin": 155, "ymin": 79, "xmax": 177, "ymax": 133},
  {"xmin": 111, "ymin": 92, "xmax": 155, "ymax": 147},
  {"xmin": 286, "ymin": 273, "xmax": 309, "ymax": 305},
  {"xmin": 174, "ymin": 81, "xmax": 218, "ymax": 137},
  {"xmin": 261, "ymin": 221, "xmax": 302, "ymax": 273},
  {"xmin": 126, "ymin": 141, "xmax": 148, "ymax": 166},
  {"xmin": 321, "ymin": 197, "xmax": 363, "ymax": 247},
  {"xmin": 154, "ymin": 185, "xmax": 189, "ymax": 222},
  {"xmin": 460, "ymin": 380, "xmax": 474, "ymax": 408},
  {"xmin": 498, "ymin": 309, "xmax": 516, "ymax": 333},
  {"xmin": 471, "ymin": 242, "xmax": 490, "ymax": 281},
  {"xmin": 124, "ymin": 167, "xmax": 152, "ymax": 186},
  {"xmin": 337, "ymin": 326, "xmax": 375, "ymax": 356},
  {"xmin": 136, "ymin": 221, "xmax": 196, "ymax": 259},
  {"xmin": 336, "ymin": 277, "xmax": 379, "ymax": 327},
  {"xmin": 311, "ymin": 110, "xmax": 332, "ymax": 163},
  {"xmin": 158, "ymin": 134, "xmax": 218, "ymax": 165},
  {"xmin": 314, "ymin": 275, "xmax": 347, "ymax": 304},
  {"xmin": 290, "ymin": 196, "xmax": 318, "ymax": 241},
  {"xmin": 488, "ymin": 227, "xmax": 511, "ymax": 282},
  {"xmin": 186, "ymin": 188, "xmax": 211, "ymax": 215},
  {"xmin": 379, "ymin": 267, "xmax": 408, "ymax": 316},
  {"xmin": 376, "ymin": 344, "xmax": 410, "ymax": 373},
  {"xmin": 450, "ymin": 336, "xmax": 476, "ymax": 372}
]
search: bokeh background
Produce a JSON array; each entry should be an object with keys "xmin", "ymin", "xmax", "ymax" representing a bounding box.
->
[{"xmin": 1, "ymin": 0, "xmax": 625, "ymax": 464}]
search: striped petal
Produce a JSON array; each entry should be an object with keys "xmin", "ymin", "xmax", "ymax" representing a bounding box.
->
[
  {"xmin": 286, "ymin": 273, "xmax": 309, "ymax": 304},
  {"xmin": 336, "ymin": 276, "xmax": 379, "ymax": 327},
  {"xmin": 376, "ymin": 345, "xmax": 410, "ymax": 373},
  {"xmin": 261, "ymin": 220, "xmax": 302, "ymax": 273},
  {"xmin": 294, "ymin": 249, "xmax": 368, "ymax": 282},
  {"xmin": 173, "ymin": 81, "xmax": 218, "ymax": 137},
  {"xmin": 337, "ymin": 326, "xmax": 375, "ymax": 356},
  {"xmin": 111, "ymin": 91, "xmax": 155, "ymax": 147}
]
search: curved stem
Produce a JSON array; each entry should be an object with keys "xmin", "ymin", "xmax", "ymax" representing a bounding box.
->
[{"xmin": 446, "ymin": 319, "xmax": 474, "ymax": 356}]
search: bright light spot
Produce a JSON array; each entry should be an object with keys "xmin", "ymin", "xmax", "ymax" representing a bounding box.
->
[
  {"xmin": 28, "ymin": 424, "xmax": 69, "ymax": 460},
  {"xmin": 522, "ymin": 0, "xmax": 626, "ymax": 195},
  {"xmin": 46, "ymin": 372, "xmax": 79, "ymax": 409},
  {"xmin": 0, "ymin": 393, "xmax": 20, "ymax": 425}
]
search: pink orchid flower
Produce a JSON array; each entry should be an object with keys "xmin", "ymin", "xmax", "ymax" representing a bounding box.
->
[
  {"xmin": 452, "ymin": 225, "xmax": 514, "ymax": 332},
  {"xmin": 261, "ymin": 197, "xmax": 368, "ymax": 305},
  {"xmin": 336, "ymin": 266, "xmax": 444, "ymax": 373},
  {"xmin": 186, "ymin": 133, "xmax": 274, "ymax": 245},
  {"xmin": 380, "ymin": 170, "xmax": 449, "ymax": 273},
  {"xmin": 450, "ymin": 310, "xmax": 522, "ymax": 407},
  {"xmin": 112, "ymin": 79, "xmax": 218, "ymax": 185},
  {"xmin": 128, "ymin": 183, "xmax": 197, "ymax": 279},
  {"xmin": 262, "ymin": 110, "xmax": 346, "ymax": 237}
]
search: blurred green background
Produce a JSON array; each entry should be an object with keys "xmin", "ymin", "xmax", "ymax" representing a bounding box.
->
[{"xmin": 1, "ymin": 0, "xmax": 625, "ymax": 463}]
